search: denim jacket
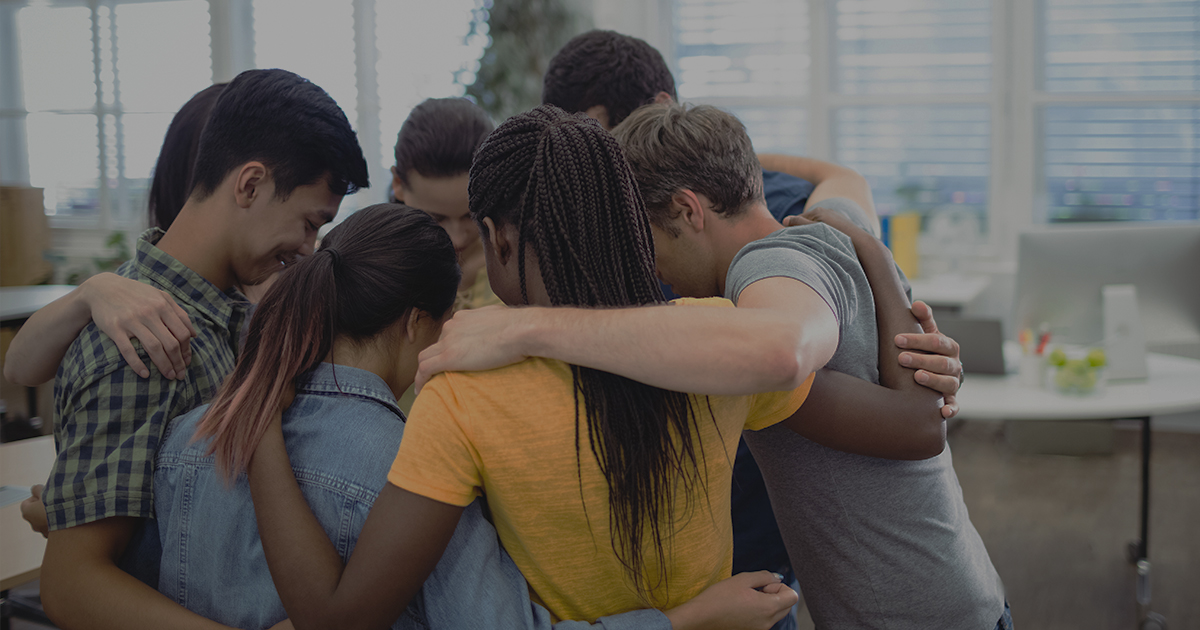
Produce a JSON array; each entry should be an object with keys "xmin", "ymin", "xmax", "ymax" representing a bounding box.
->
[{"xmin": 154, "ymin": 362, "xmax": 667, "ymax": 630}]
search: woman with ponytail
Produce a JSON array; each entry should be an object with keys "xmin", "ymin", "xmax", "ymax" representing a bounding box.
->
[
  {"xmin": 151, "ymin": 204, "xmax": 466, "ymax": 628},
  {"xmin": 245, "ymin": 106, "xmax": 808, "ymax": 629}
]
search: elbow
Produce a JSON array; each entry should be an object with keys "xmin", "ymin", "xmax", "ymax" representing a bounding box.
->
[
  {"xmin": 762, "ymin": 344, "xmax": 808, "ymax": 391},
  {"xmin": 902, "ymin": 401, "xmax": 948, "ymax": 460},
  {"xmin": 3, "ymin": 361, "xmax": 34, "ymax": 388},
  {"xmin": 912, "ymin": 416, "xmax": 947, "ymax": 460}
]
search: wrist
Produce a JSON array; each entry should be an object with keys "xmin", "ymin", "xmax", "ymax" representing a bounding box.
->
[
  {"xmin": 72, "ymin": 278, "xmax": 104, "ymax": 324},
  {"xmin": 514, "ymin": 307, "xmax": 554, "ymax": 360}
]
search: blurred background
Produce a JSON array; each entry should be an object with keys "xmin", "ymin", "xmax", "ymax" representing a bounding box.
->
[{"xmin": 0, "ymin": 1, "xmax": 1197, "ymax": 629}]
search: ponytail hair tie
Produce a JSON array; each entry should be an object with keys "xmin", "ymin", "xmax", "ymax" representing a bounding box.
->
[{"xmin": 325, "ymin": 247, "xmax": 342, "ymax": 267}]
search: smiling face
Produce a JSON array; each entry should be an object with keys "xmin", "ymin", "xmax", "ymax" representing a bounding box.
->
[{"xmin": 234, "ymin": 176, "xmax": 342, "ymax": 286}]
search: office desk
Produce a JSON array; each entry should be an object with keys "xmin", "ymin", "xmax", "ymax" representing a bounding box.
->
[
  {"xmin": 0, "ymin": 435, "xmax": 54, "ymax": 591},
  {"xmin": 956, "ymin": 353, "xmax": 1200, "ymax": 629}
]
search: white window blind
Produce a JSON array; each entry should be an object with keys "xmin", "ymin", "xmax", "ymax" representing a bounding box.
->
[
  {"xmin": 835, "ymin": 106, "xmax": 990, "ymax": 224},
  {"xmin": 1043, "ymin": 106, "xmax": 1199, "ymax": 222},
  {"xmin": 834, "ymin": 0, "xmax": 991, "ymax": 95},
  {"xmin": 673, "ymin": 0, "xmax": 811, "ymax": 154},
  {"xmin": 1039, "ymin": 0, "xmax": 1199, "ymax": 222},
  {"xmin": 1043, "ymin": 0, "xmax": 1199, "ymax": 93}
]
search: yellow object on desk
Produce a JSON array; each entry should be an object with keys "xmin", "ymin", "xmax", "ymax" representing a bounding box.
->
[{"xmin": 888, "ymin": 212, "xmax": 921, "ymax": 280}]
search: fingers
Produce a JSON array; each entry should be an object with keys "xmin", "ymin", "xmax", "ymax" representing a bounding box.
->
[
  {"xmin": 130, "ymin": 322, "xmax": 179, "ymax": 380},
  {"xmin": 941, "ymin": 394, "xmax": 960, "ymax": 419},
  {"xmin": 895, "ymin": 331, "xmax": 959, "ymax": 357},
  {"xmin": 146, "ymin": 318, "xmax": 188, "ymax": 378},
  {"xmin": 760, "ymin": 583, "xmax": 800, "ymax": 625},
  {"xmin": 910, "ymin": 300, "xmax": 938, "ymax": 333},
  {"xmin": 782, "ymin": 215, "xmax": 813, "ymax": 227},
  {"xmin": 914, "ymin": 370, "xmax": 961, "ymax": 397},
  {"xmin": 30, "ymin": 484, "xmax": 43, "ymax": 499},
  {"xmin": 113, "ymin": 335, "xmax": 151, "ymax": 379},
  {"xmin": 734, "ymin": 570, "xmax": 784, "ymax": 590},
  {"xmin": 899, "ymin": 351, "xmax": 961, "ymax": 378}
]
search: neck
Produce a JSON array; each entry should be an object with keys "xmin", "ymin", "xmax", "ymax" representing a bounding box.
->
[
  {"xmin": 155, "ymin": 198, "xmax": 236, "ymax": 291},
  {"xmin": 325, "ymin": 335, "xmax": 411, "ymax": 399},
  {"xmin": 713, "ymin": 202, "xmax": 783, "ymax": 295}
]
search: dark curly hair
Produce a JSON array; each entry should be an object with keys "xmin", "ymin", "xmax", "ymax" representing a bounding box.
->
[{"xmin": 542, "ymin": 30, "xmax": 676, "ymax": 128}]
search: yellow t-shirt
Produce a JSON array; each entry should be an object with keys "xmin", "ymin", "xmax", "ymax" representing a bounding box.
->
[{"xmin": 388, "ymin": 300, "xmax": 814, "ymax": 622}]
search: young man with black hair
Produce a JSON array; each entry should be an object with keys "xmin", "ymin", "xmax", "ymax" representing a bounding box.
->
[
  {"xmin": 539, "ymin": 31, "xmax": 965, "ymax": 620},
  {"xmin": 38, "ymin": 68, "xmax": 370, "ymax": 630}
]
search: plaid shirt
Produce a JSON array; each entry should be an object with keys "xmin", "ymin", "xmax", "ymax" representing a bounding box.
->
[{"xmin": 45, "ymin": 229, "xmax": 248, "ymax": 530}]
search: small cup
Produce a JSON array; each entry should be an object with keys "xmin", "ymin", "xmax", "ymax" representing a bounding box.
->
[{"xmin": 1017, "ymin": 354, "xmax": 1044, "ymax": 388}]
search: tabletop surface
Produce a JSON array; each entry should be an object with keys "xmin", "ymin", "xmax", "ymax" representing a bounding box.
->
[
  {"xmin": 0, "ymin": 285, "xmax": 76, "ymax": 323},
  {"xmin": 906, "ymin": 274, "xmax": 991, "ymax": 308},
  {"xmin": 0, "ymin": 435, "xmax": 55, "ymax": 589},
  {"xmin": 956, "ymin": 352, "xmax": 1200, "ymax": 421}
]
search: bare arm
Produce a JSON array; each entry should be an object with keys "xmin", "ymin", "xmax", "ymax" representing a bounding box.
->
[
  {"xmin": 3, "ymin": 273, "xmax": 194, "ymax": 385},
  {"xmin": 756, "ymin": 154, "xmax": 879, "ymax": 233},
  {"xmin": 40, "ymin": 518, "xmax": 235, "ymax": 630},
  {"xmin": 416, "ymin": 278, "xmax": 838, "ymax": 396},
  {"xmin": 248, "ymin": 415, "xmax": 460, "ymax": 630},
  {"xmin": 777, "ymin": 211, "xmax": 945, "ymax": 460}
]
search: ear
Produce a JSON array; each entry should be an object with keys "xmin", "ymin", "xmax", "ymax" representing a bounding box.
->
[
  {"xmin": 234, "ymin": 162, "xmax": 268, "ymax": 209},
  {"xmin": 669, "ymin": 189, "xmax": 707, "ymax": 234},
  {"xmin": 391, "ymin": 166, "xmax": 407, "ymax": 204},
  {"xmin": 403, "ymin": 307, "xmax": 422, "ymax": 343},
  {"xmin": 652, "ymin": 91, "xmax": 674, "ymax": 105},
  {"xmin": 482, "ymin": 216, "xmax": 513, "ymax": 264}
]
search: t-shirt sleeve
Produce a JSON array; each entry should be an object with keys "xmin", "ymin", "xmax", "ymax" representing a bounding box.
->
[
  {"xmin": 388, "ymin": 373, "xmax": 484, "ymax": 507},
  {"xmin": 743, "ymin": 372, "xmax": 816, "ymax": 432},
  {"xmin": 725, "ymin": 225, "xmax": 861, "ymax": 331}
]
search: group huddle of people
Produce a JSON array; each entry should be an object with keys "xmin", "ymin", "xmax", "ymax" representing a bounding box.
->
[{"xmin": 7, "ymin": 30, "xmax": 1011, "ymax": 630}]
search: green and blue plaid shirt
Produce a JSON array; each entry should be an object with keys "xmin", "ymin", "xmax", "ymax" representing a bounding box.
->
[{"xmin": 45, "ymin": 229, "xmax": 248, "ymax": 530}]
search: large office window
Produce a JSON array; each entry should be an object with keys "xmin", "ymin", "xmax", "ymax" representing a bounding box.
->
[
  {"xmin": 671, "ymin": 0, "xmax": 1200, "ymax": 257},
  {"xmin": 8, "ymin": 0, "xmax": 489, "ymax": 233},
  {"xmin": 1038, "ymin": 0, "xmax": 1199, "ymax": 222},
  {"xmin": 16, "ymin": 0, "xmax": 211, "ymax": 225}
]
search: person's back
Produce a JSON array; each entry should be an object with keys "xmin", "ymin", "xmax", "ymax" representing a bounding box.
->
[
  {"xmin": 395, "ymin": 348, "xmax": 808, "ymax": 621},
  {"xmin": 728, "ymin": 198, "xmax": 1005, "ymax": 629},
  {"xmin": 155, "ymin": 364, "xmax": 409, "ymax": 628}
]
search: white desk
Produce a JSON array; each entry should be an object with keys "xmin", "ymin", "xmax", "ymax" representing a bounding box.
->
[
  {"xmin": 957, "ymin": 353, "xmax": 1200, "ymax": 628},
  {"xmin": 0, "ymin": 435, "xmax": 55, "ymax": 591},
  {"xmin": 906, "ymin": 274, "xmax": 990, "ymax": 312},
  {"xmin": 0, "ymin": 286, "xmax": 75, "ymax": 324}
]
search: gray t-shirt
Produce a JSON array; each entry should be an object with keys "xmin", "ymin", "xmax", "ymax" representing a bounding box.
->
[{"xmin": 725, "ymin": 197, "xmax": 1005, "ymax": 630}]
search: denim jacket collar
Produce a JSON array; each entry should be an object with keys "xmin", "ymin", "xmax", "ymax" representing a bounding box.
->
[{"xmin": 299, "ymin": 363, "xmax": 405, "ymax": 421}]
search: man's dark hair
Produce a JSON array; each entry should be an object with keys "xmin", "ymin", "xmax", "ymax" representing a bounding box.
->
[
  {"xmin": 611, "ymin": 103, "xmax": 764, "ymax": 235},
  {"xmin": 148, "ymin": 83, "xmax": 225, "ymax": 229},
  {"xmin": 189, "ymin": 68, "xmax": 369, "ymax": 201},
  {"xmin": 542, "ymin": 30, "xmax": 676, "ymax": 128},
  {"xmin": 393, "ymin": 97, "xmax": 494, "ymax": 185}
]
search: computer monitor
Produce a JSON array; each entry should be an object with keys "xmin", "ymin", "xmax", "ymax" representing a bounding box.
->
[{"xmin": 1014, "ymin": 223, "xmax": 1200, "ymax": 358}]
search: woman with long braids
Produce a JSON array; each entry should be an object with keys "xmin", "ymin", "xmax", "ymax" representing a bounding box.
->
[{"xmin": 242, "ymin": 105, "xmax": 809, "ymax": 628}]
